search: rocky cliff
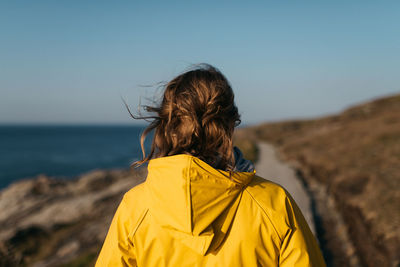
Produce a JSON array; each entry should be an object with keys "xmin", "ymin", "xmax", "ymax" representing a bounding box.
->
[{"xmin": 0, "ymin": 167, "xmax": 146, "ymax": 267}]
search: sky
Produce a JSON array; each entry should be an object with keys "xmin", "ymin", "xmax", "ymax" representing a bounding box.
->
[{"xmin": 0, "ymin": 1, "xmax": 399, "ymax": 125}]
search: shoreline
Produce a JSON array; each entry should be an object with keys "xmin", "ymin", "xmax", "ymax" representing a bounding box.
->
[{"xmin": 0, "ymin": 166, "xmax": 134, "ymax": 193}]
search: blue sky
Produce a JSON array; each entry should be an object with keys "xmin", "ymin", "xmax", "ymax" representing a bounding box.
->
[{"xmin": 0, "ymin": 1, "xmax": 399, "ymax": 125}]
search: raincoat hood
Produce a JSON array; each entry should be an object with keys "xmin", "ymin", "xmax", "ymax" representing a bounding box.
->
[{"xmin": 146, "ymin": 154, "xmax": 255, "ymax": 255}]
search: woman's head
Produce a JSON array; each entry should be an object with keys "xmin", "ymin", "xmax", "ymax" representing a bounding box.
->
[{"xmin": 132, "ymin": 64, "xmax": 241, "ymax": 170}]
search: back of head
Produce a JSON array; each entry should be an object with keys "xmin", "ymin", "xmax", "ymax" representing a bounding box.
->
[{"xmin": 134, "ymin": 64, "xmax": 241, "ymax": 171}]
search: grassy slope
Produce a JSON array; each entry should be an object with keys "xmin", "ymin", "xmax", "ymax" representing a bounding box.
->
[{"xmin": 245, "ymin": 94, "xmax": 400, "ymax": 266}]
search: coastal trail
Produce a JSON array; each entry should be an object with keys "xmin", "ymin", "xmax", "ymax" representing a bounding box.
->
[{"xmin": 255, "ymin": 142, "xmax": 316, "ymax": 234}]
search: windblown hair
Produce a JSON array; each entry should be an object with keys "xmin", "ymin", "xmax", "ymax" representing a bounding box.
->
[{"xmin": 128, "ymin": 64, "xmax": 241, "ymax": 171}]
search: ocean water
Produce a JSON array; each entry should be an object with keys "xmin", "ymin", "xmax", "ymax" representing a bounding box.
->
[{"xmin": 0, "ymin": 125, "xmax": 151, "ymax": 189}]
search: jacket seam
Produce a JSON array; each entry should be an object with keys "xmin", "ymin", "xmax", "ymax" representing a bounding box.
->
[
  {"xmin": 244, "ymin": 188, "xmax": 283, "ymax": 243},
  {"xmin": 129, "ymin": 207, "xmax": 149, "ymax": 240},
  {"xmin": 187, "ymin": 156, "xmax": 193, "ymax": 235},
  {"xmin": 127, "ymin": 206, "xmax": 147, "ymax": 265}
]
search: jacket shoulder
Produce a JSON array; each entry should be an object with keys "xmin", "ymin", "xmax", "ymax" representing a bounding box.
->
[
  {"xmin": 119, "ymin": 182, "xmax": 149, "ymax": 237},
  {"xmin": 95, "ymin": 182, "xmax": 148, "ymax": 266},
  {"xmin": 244, "ymin": 175, "xmax": 293, "ymax": 241},
  {"xmin": 123, "ymin": 181, "xmax": 148, "ymax": 205}
]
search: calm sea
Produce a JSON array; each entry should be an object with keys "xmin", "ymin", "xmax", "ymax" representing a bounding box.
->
[{"xmin": 0, "ymin": 125, "xmax": 151, "ymax": 189}]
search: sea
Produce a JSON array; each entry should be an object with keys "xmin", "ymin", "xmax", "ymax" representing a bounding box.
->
[{"xmin": 0, "ymin": 125, "xmax": 151, "ymax": 190}]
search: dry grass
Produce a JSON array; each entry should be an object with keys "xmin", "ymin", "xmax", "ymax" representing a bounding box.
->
[
  {"xmin": 233, "ymin": 131, "xmax": 259, "ymax": 164},
  {"xmin": 244, "ymin": 93, "xmax": 400, "ymax": 266}
]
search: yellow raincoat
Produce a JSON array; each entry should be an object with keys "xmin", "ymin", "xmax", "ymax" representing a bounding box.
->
[{"xmin": 96, "ymin": 154, "xmax": 326, "ymax": 266}]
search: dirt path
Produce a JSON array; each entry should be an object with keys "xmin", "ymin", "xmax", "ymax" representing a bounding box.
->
[{"xmin": 255, "ymin": 142, "xmax": 316, "ymax": 234}]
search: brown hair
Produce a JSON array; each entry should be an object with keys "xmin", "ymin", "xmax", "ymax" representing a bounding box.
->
[{"xmin": 126, "ymin": 64, "xmax": 241, "ymax": 171}]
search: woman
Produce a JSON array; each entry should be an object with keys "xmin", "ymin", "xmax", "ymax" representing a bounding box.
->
[{"xmin": 96, "ymin": 64, "xmax": 326, "ymax": 266}]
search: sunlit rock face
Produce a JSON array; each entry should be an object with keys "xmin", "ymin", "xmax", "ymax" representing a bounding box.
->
[{"xmin": 0, "ymin": 167, "xmax": 147, "ymax": 267}]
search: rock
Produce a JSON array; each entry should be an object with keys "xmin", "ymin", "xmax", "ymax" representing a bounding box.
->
[{"xmin": 0, "ymin": 166, "xmax": 147, "ymax": 266}]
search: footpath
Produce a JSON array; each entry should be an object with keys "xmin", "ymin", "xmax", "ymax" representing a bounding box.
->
[{"xmin": 254, "ymin": 142, "xmax": 316, "ymax": 234}]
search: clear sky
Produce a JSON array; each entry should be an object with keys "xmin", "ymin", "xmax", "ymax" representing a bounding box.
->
[{"xmin": 0, "ymin": 1, "xmax": 399, "ymax": 125}]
